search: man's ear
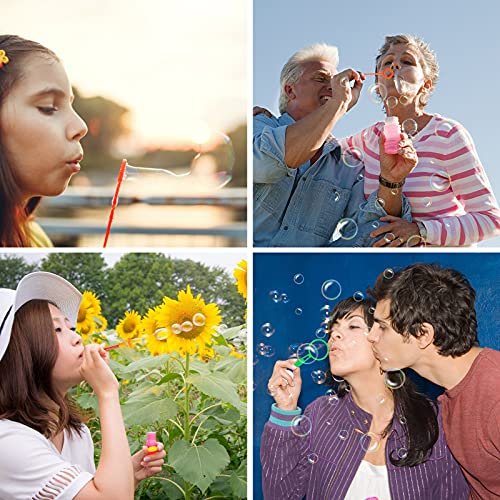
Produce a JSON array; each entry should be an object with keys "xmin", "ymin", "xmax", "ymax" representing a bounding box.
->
[
  {"xmin": 416, "ymin": 322, "xmax": 435, "ymax": 349},
  {"xmin": 284, "ymin": 84, "xmax": 295, "ymax": 100}
]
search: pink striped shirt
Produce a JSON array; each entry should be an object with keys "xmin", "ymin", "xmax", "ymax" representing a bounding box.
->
[{"xmin": 339, "ymin": 114, "xmax": 500, "ymax": 246}]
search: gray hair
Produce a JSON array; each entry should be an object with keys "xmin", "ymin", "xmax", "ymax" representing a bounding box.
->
[
  {"xmin": 279, "ymin": 43, "xmax": 339, "ymax": 114},
  {"xmin": 376, "ymin": 34, "xmax": 439, "ymax": 108}
]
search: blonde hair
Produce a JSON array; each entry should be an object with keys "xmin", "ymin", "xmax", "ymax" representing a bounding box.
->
[
  {"xmin": 279, "ymin": 43, "xmax": 339, "ymax": 114},
  {"xmin": 376, "ymin": 34, "xmax": 439, "ymax": 108}
]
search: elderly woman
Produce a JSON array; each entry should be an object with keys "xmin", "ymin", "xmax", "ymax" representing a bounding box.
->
[{"xmin": 341, "ymin": 34, "xmax": 500, "ymax": 246}]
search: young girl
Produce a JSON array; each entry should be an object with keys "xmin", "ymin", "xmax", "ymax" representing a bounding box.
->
[
  {"xmin": 0, "ymin": 35, "xmax": 88, "ymax": 247},
  {"xmin": 261, "ymin": 297, "xmax": 469, "ymax": 499},
  {"xmin": 0, "ymin": 272, "xmax": 165, "ymax": 499},
  {"xmin": 341, "ymin": 34, "xmax": 500, "ymax": 246}
]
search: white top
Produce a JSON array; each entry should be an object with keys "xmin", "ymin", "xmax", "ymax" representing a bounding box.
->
[
  {"xmin": 344, "ymin": 460, "xmax": 391, "ymax": 500},
  {"xmin": 0, "ymin": 419, "xmax": 95, "ymax": 499}
]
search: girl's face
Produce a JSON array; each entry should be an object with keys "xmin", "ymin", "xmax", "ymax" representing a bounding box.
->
[
  {"xmin": 328, "ymin": 307, "xmax": 379, "ymax": 378},
  {"xmin": 0, "ymin": 54, "xmax": 88, "ymax": 201},
  {"xmin": 377, "ymin": 43, "xmax": 431, "ymax": 101},
  {"xmin": 49, "ymin": 303, "xmax": 85, "ymax": 393}
]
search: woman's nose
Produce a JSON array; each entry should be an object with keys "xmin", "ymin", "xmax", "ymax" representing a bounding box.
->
[
  {"xmin": 330, "ymin": 330, "xmax": 342, "ymax": 341},
  {"xmin": 68, "ymin": 109, "xmax": 88, "ymax": 141},
  {"xmin": 390, "ymin": 62, "xmax": 401, "ymax": 71}
]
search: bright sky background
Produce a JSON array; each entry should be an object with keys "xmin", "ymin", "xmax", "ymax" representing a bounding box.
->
[
  {"xmin": 254, "ymin": 0, "xmax": 500, "ymax": 247},
  {"xmin": 2, "ymin": 0, "xmax": 246, "ymax": 147}
]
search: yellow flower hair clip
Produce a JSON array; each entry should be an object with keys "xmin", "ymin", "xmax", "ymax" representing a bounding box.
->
[{"xmin": 0, "ymin": 49, "xmax": 9, "ymax": 69}]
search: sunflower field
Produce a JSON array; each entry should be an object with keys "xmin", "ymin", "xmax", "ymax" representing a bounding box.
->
[{"xmin": 71, "ymin": 258, "xmax": 248, "ymax": 499}]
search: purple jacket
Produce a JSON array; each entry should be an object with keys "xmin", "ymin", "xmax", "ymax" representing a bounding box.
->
[{"xmin": 261, "ymin": 394, "xmax": 469, "ymax": 499}]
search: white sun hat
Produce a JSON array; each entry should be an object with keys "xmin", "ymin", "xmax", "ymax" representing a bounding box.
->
[{"xmin": 0, "ymin": 272, "xmax": 82, "ymax": 363}]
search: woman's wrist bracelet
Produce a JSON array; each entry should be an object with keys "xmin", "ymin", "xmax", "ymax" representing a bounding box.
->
[{"xmin": 379, "ymin": 175, "xmax": 405, "ymax": 189}]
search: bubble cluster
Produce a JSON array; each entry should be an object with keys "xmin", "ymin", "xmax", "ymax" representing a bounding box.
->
[
  {"xmin": 384, "ymin": 369, "xmax": 406, "ymax": 389},
  {"xmin": 321, "ymin": 279, "xmax": 342, "ymax": 301},
  {"xmin": 293, "ymin": 273, "xmax": 305, "ymax": 285},
  {"xmin": 291, "ymin": 415, "xmax": 312, "ymax": 437},
  {"xmin": 341, "ymin": 147, "xmax": 363, "ymax": 168},
  {"xmin": 260, "ymin": 322, "xmax": 275, "ymax": 338}
]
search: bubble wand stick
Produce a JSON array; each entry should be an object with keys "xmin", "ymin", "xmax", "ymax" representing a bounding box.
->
[
  {"xmin": 363, "ymin": 68, "xmax": 394, "ymax": 79},
  {"xmin": 103, "ymin": 159, "xmax": 127, "ymax": 248}
]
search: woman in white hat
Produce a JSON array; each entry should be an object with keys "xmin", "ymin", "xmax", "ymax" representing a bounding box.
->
[{"xmin": 0, "ymin": 272, "xmax": 165, "ymax": 499}]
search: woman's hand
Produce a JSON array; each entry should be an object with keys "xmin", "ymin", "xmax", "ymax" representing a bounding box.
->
[
  {"xmin": 379, "ymin": 132, "xmax": 418, "ymax": 183},
  {"xmin": 267, "ymin": 359, "xmax": 302, "ymax": 411},
  {"xmin": 79, "ymin": 344, "xmax": 119, "ymax": 398},
  {"xmin": 370, "ymin": 215, "xmax": 421, "ymax": 247},
  {"xmin": 131, "ymin": 443, "xmax": 166, "ymax": 487}
]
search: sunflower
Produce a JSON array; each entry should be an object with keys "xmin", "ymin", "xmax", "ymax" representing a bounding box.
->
[
  {"xmin": 147, "ymin": 286, "xmax": 221, "ymax": 356},
  {"xmin": 77, "ymin": 291, "xmax": 102, "ymax": 337},
  {"xmin": 116, "ymin": 310, "xmax": 142, "ymax": 340},
  {"xmin": 233, "ymin": 259, "xmax": 247, "ymax": 300}
]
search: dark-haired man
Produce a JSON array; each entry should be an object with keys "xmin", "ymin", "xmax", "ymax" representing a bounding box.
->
[{"xmin": 368, "ymin": 263, "xmax": 500, "ymax": 499}]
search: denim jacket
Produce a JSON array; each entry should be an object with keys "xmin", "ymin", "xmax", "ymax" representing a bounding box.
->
[{"xmin": 253, "ymin": 113, "xmax": 412, "ymax": 247}]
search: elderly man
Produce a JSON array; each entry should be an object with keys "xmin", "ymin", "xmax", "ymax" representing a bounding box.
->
[{"xmin": 254, "ymin": 44, "xmax": 416, "ymax": 247}]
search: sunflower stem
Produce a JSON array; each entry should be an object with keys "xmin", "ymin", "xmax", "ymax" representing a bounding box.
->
[{"xmin": 184, "ymin": 352, "xmax": 192, "ymax": 500}]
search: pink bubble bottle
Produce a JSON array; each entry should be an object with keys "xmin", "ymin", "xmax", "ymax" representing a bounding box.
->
[
  {"xmin": 383, "ymin": 116, "xmax": 401, "ymax": 155},
  {"xmin": 146, "ymin": 431, "xmax": 158, "ymax": 455}
]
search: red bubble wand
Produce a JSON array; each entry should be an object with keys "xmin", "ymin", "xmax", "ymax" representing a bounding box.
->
[{"xmin": 103, "ymin": 159, "xmax": 127, "ymax": 248}]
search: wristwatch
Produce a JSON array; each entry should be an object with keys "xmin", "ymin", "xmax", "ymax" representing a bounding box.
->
[{"xmin": 416, "ymin": 221, "xmax": 427, "ymax": 240}]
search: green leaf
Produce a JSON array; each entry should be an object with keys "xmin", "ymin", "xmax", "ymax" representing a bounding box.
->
[
  {"xmin": 107, "ymin": 359, "xmax": 128, "ymax": 376},
  {"xmin": 122, "ymin": 393, "xmax": 178, "ymax": 426},
  {"xmin": 159, "ymin": 372, "xmax": 183, "ymax": 384},
  {"xmin": 76, "ymin": 392, "xmax": 98, "ymax": 412},
  {"xmin": 210, "ymin": 356, "xmax": 246, "ymax": 384},
  {"xmin": 158, "ymin": 474, "xmax": 185, "ymax": 500},
  {"xmin": 212, "ymin": 333, "xmax": 229, "ymax": 347},
  {"xmin": 122, "ymin": 353, "xmax": 170, "ymax": 373},
  {"xmin": 168, "ymin": 438, "xmax": 230, "ymax": 493},
  {"xmin": 188, "ymin": 372, "xmax": 246, "ymax": 412},
  {"xmin": 229, "ymin": 459, "xmax": 247, "ymax": 498},
  {"xmin": 221, "ymin": 325, "xmax": 246, "ymax": 340}
]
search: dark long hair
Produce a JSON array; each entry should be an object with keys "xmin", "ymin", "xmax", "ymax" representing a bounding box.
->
[
  {"xmin": 0, "ymin": 35, "xmax": 58, "ymax": 247},
  {"xmin": 328, "ymin": 297, "xmax": 439, "ymax": 467},
  {"xmin": 0, "ymin": 300, "xmax": 85, "ymax": 437}
]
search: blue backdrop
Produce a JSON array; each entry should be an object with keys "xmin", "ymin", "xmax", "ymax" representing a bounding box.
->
[{"xmin": 253, "ymin": 252, "xmax": 500, "ymax": 499}]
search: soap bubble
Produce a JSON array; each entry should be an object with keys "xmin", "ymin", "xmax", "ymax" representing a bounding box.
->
[
  {"xmin": 402, "ymin": 118, "xmax": 418, "ymax": 137},
  {"xmin": 293, "ymin": 274, "xmax": 305, "ymax": 285},
  {"xmin": 430, "ymin": 171, "xmax": 451, "ymax": 192},
  {"xmin": 269, "ymin": 290, "xmax": 280, "ymax": 303},
  {"xmin": 367, "ymin": 83, "xmax": 387, "ymax": 104},
  {"xmin": 406, "ymin": 235, "xmax": 426, "ymax": 247},
  {"xmin": 258, "ymin": 344, "xmax": 276, "ymax": 358},
  {"xmin": 383, "ymin": 232, "xmax": 396, "ymax": 244},
  {"xmin": 376, "ymin": 393, "xmax": 386, "ymax": 405},
  {"xmin": 353, "ymin": 291, "xmax": 364, "ymax": 302},
  {"xmin": 260, "ymin": 322, "xmax": 275, "ymax": 338},
  {"xmin": 397, "ymin": 447, "xmax": 408, "ymax": 459},
  {"xmin": 321, "ymin": 279, "xmax": 342, "ymax": 301},
  {"xmin": 435, "ymin": 120, "xmax": 454, "ymax": 138},
  {"xmin": 171, "ymin": 323, "xmax": 182, "ymax": 335},
  {"xmin": 295, "ymin": 307, "xmax": 303, "ymax": 316},
  {"xmin": 325, "ymin": 388, "xmax": 336, "ymax": 396},
  {"xmin": 291, "ymin": 415, "xmax": 312, "ymax": 437},
  {"xmin": 383, "ymin": 268, "xmax": 395, "ymax": 279},
  {"xmin": 376, "ymin": 197, "xmax": 386, "ymax": 210},
  {"xmin": 307, "ymin": 453, "xmax": 319, "ymax": 464},
  {"xmin": 315, "ymin": 328, "xmax": 328, "ymax": 339},
  {"xmin": 386, "ymin": 96, "xmax": 398, "ymax": 109},
  {"xmin": 399, "ymin": 416, "xmax": 407, "ymax": 425},
  {"xmin": 280, "ymin": 293, "xmax": 290, "ymax": 303},
  {"xmin": 217, "ymin": 324, "xmax": 228, "ymax": 334},
  {"xmin": 311, "ymin": 370, "xmax": 327, "ymax": 384},
  {"xmin": 333, "ymin": 189, "xmax": 340, "ymax": 202},
  {"xmin": 340, "ymin": 76, "xmax": 350, "ymax": 88},
  {"xmin": 357, "ymin": 173, "xmax": 364, "ymax": 181},
  {"xmin": 371, "ymin": 220, "xmax": 380, "ymax": 229},
  {"xmin": 360, "ymin": 432, "xmax": 381, "ymax": 453},
  {"xmin": 320, "ymin": 304, "xmax": 332, "ymax": 318},
  {"xmin": 288, "ymin": 343, "xmax": 300, "ymax": 355},
  {"xmin": 399, "ymin": 95, "xmax": 411, "ymax": 105},
  {"xmin": 181, "ymin": 321, "xmax": 193, "ymax": 333},
  {"xmin": 423, "ymin": 198, "xmax": 432, "ymax": 207},
  {"xmin": 330, "ymin": 218, "xmax": 358, "ymax": 242},
  {"xmin": 368, "ymin": 306, "xmax": 376, "ymax": 315},
  {"xmin": 154, "ymin": 328, "xmax": 169, "ymax": 341},
  {"xmin": 341, "ymin": 147, "xmax": 363, "ymax": 168},
  {"xmin": 192, "ymin": 313, "xmax": 206, "ymax": 326},
  {"xmin": 328, "ymin": 393, "xmax": 340, "ymax": 405},
  {"xmin": 338, "ymin": 430, "xmax": 349, "ymax": 440},
  {"xmin": 384, "ymin": 369, "xmax": 406, "ymax": 389},
  {"xmin": 326, "ymin": 419, "xmax": 333, "ymax": 425}
]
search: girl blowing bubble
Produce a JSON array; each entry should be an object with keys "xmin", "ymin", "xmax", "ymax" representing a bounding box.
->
[
  {"xmin": 0, "ymin": 272, "xmax": 165, "ymax": 499},
  {"xmin": 0, "ymin": 35, "xmax": 88, "ymax": 247}
]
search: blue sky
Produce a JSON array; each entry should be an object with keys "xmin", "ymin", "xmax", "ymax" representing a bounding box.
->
[{"xmin": 254, "ymin": 0, "xmax": 500, "ymax": 246}]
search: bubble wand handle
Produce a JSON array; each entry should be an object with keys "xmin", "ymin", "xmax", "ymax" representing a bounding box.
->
[
  {"xmin": 103, "ymin": 343, "xmax": 124, "ymax": 351},
  {"xmin": 103, "ymin": 159, "xmax": 127, "ymax": 248},
  {"xmin": 294, "ymin": 354, "xmax": 313, "ymax": 367}
]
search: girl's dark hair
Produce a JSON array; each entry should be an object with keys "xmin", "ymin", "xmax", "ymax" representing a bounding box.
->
[
  {"xmin": 328, "ymin": 297, "xmax": 439, "ymax": 467},
  {"xmin": 0, "ymin": 300, "xmax": 85, "ymax": 438},
  {"xmin": 0, "ymin": 35, "xmax": 58, "ymax": 247}
]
